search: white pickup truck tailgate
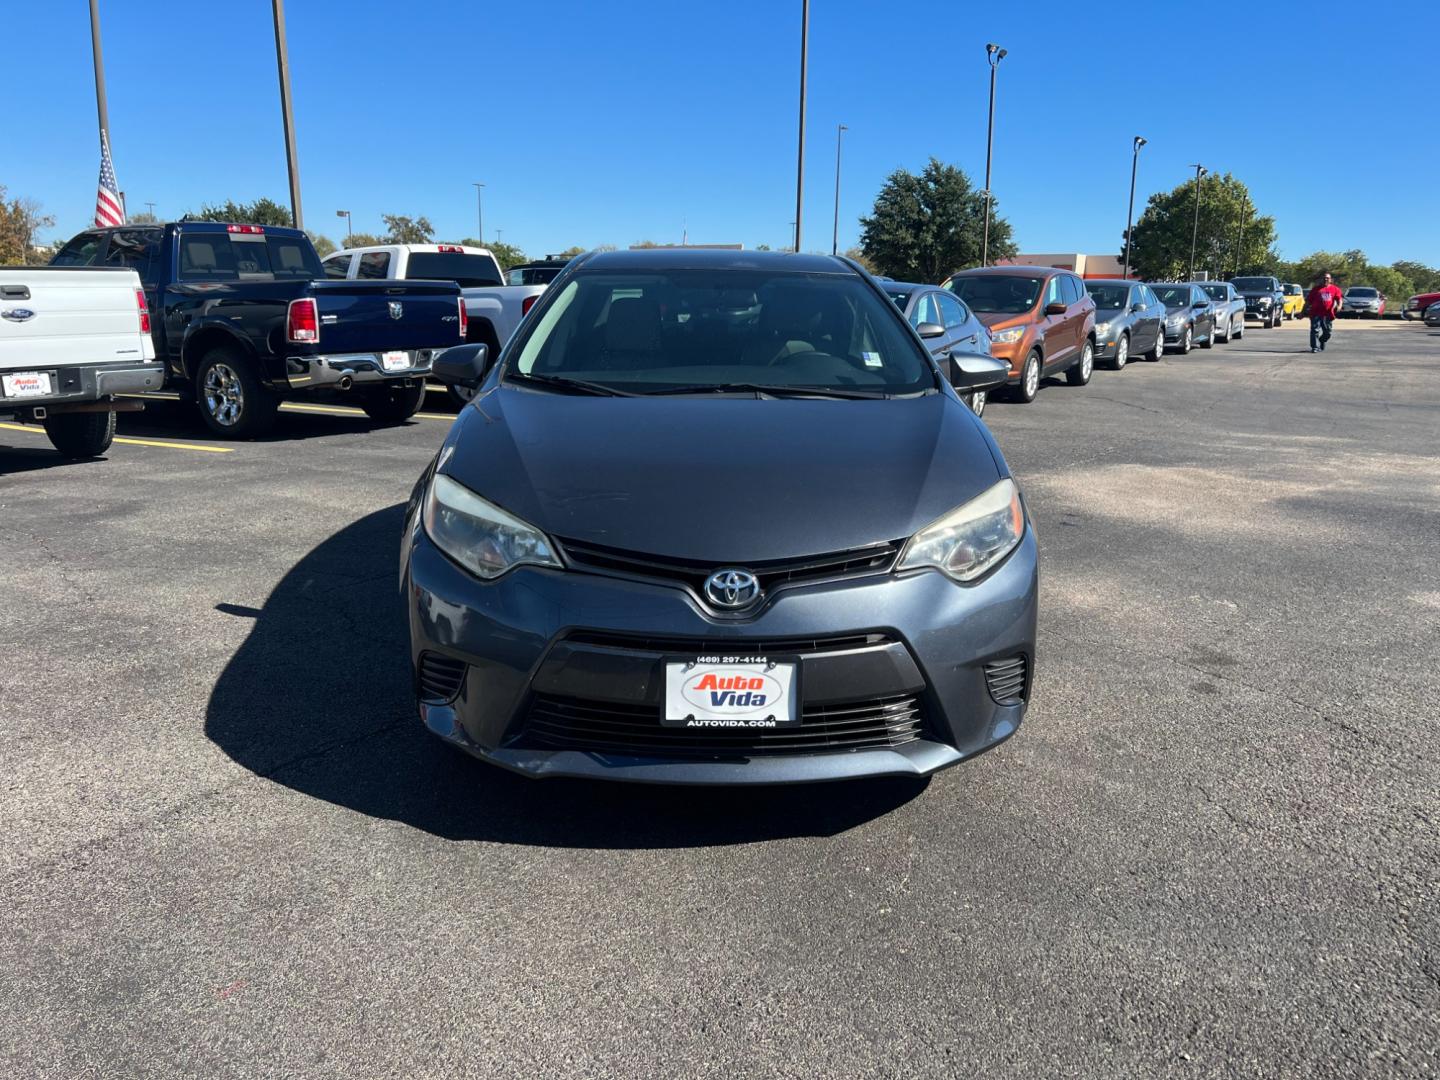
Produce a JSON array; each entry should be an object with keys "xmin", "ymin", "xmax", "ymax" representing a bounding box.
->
[{"xmin": 0, "ymin": 267, "xmax": 155, "ymax": 373}]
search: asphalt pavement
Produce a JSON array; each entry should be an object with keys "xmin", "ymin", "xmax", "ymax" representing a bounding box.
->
[{"xmin": 2, "ymin": 318, "xmax": 1437, "ymax": 1078}]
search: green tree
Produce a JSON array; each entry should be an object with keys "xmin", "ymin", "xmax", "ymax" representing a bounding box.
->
[
  {"xmin": 192, "ymin": 197, "xmax": 294, "ymax": 226},
  {"xmin": 0, "ymin": 187, "xmax": 56, "ymax": 264},
  {"xmin": 343, "ymin": 232, "xmax": 385, "ymax": 249},
  {"xmin": 454, "ymin": 238, "xmax": 527, "ymax": 268},
  {"xmin": 858, "ymin": 158, "xmax": 1013, "ymax": 282},
  {"xmin": 127, "ymin": 211, "xmax": 160, "ymax": 224},
  {"xmin": 380, "ymin": 214, "xmax": 434, "ymax": 244},
  {"xmin": 842, "ymin": 246, "xmax": 876, "ymax": 273},
  {"xmin": 307, "ymin": 232, "xmax": 337, "ymax": 258},
  {"xmin": 1390, "ymin": 260, "xmax": 1440, "ymax": 295},
  {"xmin": 1126, "ymin": 173, "xmax": 1276, "ymax": 280}
]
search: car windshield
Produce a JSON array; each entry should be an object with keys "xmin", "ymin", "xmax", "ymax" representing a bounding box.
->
[
  {"xmin": 508, "ymin": 268, "xmax": 935, "ymax": 396},
  {"xmin": 1232, "ymin": 277, "xmax": 1272, "ymax": 291},
  {"xmin": 1285, "ymin": 284, "xmax": 1303, "ymax": 295},
  {"xmin": 1085, "ymin": 285, "xmax": 1129, "ymax": 310},
  {"xmin": 1153, "ymin": 286, "xmax": 1192, "ymax": 306},
  {"xmin": 406, "ymin": 252, "xmax": 502, "ymax": 287},
  {"xmin": 884, "ymin": 290, "xmax": 911, "ymax": 309},
  {"xmin": 1346, "ymin": 288, "xmax": 1378, "ymax": 297},
  {"xmin": 1201, "ymin": 285, "xmax": 1229, "ymax": 301},
  {"xmin": 945, "ymin": 274, "xmax": 1043, "ymax": 314}
]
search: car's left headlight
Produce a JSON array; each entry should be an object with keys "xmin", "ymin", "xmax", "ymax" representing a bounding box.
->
[
  {"xmin": 990, "ymin": 326, "xmax": 1025, "ymax": 345},
  {"xmin": 1094, "ymin": 320, "xmax": 1113, "ymax": 337},
  {"xmin": 423, "ymin": 472, "xmax": 562, "ymax": 580},
  {"xmin": 896, "ymin": 478, "xmax": 1025, "ymax": 582}
]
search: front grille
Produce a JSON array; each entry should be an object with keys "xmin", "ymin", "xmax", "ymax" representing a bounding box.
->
[
  {"xmin": 555, "ymin": 536, "xmax": 901, "ymax": 600},
  {"xmin": 520, "ymin": 693, "xmax": 925, "ymax": 757},
  {"xmin": 417, "ymin": 651, "xmax": 466, "ymax": 704},
  {"xmin": 561, "ymin": 629, "xmax": 893, "ymax": 655},
  {"xmin": 984, "ymin": 655, "xmax": 1028, "ymax": 705}
]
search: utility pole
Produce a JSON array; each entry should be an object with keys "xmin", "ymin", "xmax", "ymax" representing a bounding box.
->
[
  {"xmin": 1122, "ymin": 136, "xmax": 1146, "ymax": 280},
  {"xmin": 1234, "ymin": 189, "xmax": 1248, "ymax": 277},
  {"xmin": 831, "ymin": 123, "xmax": 847, "ymax": 255},
  {"xmin": 1187, "ymin": 163, "xmax": 1206, "ymax": 281},
  {"xmin": 794, "ymin": 0, "xmax": 809, "ymax": 254},
  {"xmin": 144, "ymin": 201, "xmax": 156, "ymax": 218},
  {"xmin": 472, "ymin": 183, "xmax": 485, "ymax": 243},
  {"xmin": 271, "ymin": 0, "xmax": 303, "ymax": 229},
  {"xmin": 981, "ymin": 43, "xmax": 1007, "ymax": 267},
  {"xmin": 88, "ymin": 0, "xmax": 110, "ymax": 149}
]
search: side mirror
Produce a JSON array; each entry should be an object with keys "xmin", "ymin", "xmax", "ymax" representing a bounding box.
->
[
  {"xmin": 945, "ymin": 350, "xmax": 1009, "ymax": 393},
  {"xmin": 1131, "ymin": 303, "xmax": 1145, "ymax": 313},
  {"xmin": 1044, "ymin": 301, "xmax": 1067, "ymax": 315},
  {"xmin": 915, "ymin": 321, "xmax": 946, "ymax": 339},
  {"xmin": 1192, "ymin": 300, "xmax": 1207, "ymax": 309},
  {"xmin": 431, "ymin": 343, "xmax": 490, "ymax": 387}
]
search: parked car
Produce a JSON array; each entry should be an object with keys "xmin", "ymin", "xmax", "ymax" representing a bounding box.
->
[
  {"xmin": 52, "ymin": 223, "xmax": 464, "ymax": 437},
  {"xmin": 884, "ymin": 281, "xmax": 991, "ymax": 415},
  {"xmin": 1199, "ymin": 281, "xmax": 1247, "ymax": 343},
  {"xmin": 1150, "ymin": 283, "xmax": 1216, "ymax": 353},
  {"xmin": 506, "ymin": 256, "xmax": 574, "ymax": 287},
  {"xmin": 410, "ymin": 248, "xmax": 1024, "ymax": 785},
  {"xmin": 0, "ymin": 265, "xmax": 164, "ymax": 458},
  {"xmin": 1230, "ymin": 276, "xmax": 1286, "ymax": 328},
  {"xmin": 1282, "ymin": 283, "xmax": 1306, "ymax": 319},
  {"xmin": 1402, "ymin": 290, "xmax": 1440, "ymax": 320},
  {"xmin": 942, "ymin": 265, "xmax": 1096, "ymax": 403},
  {"xmin": 1340, "ymin": 286, "xmax": 1385, "ymax": 318},
  {"xmin": 1424, "ymin": 301, "xmax": 1440, "ymax": 327},
  {"xmin": 326, "ymin": 243, "xmax": 546, "ymax": 404},
  {"xmin": 1083, "ymin": 280, "xmax": 1165, "ymax": 367}
]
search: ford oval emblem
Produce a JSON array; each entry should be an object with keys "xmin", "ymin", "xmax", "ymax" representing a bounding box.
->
[
  {"xmin": 1, "ymin": 307, "xmax": 36, "ymax": 323},
  {"xmin": 704, "ymin": 568, "xmax": 762, "ymax": 610}
]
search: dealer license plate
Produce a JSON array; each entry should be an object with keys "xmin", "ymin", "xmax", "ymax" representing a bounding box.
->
[
  {"xmin": 381, "ymin": 350, "xmax": 410, "ymax": 372},
  {"xmin": 2, "ymin": 372, "xmax": 52, "ymax": 398},
  {"xmin": 663, "ymin": 656, "xmax": 800, "ymax": 729}
]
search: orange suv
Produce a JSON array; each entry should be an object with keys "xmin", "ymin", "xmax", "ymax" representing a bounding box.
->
[{"xmin": 942, "ymin": 266, "xmax": 1097, "ymax": 403}]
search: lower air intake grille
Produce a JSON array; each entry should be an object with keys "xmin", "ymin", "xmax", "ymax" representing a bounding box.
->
[
  {"xmin": 417, "ymin": 652, "xmax": 466, "ymax": 704},
  {"xmin": 521, "ymin": 693, "xmax": 925, "ymax": 758},
  {"xmin": 984, "ymin": 655, "xmax": 1028, "ymax": 705}
]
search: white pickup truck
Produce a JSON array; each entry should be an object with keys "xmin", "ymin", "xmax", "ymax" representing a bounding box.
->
[{"xmin": 0, "ymin": 267, "xmax": 163, "ymax": 458}]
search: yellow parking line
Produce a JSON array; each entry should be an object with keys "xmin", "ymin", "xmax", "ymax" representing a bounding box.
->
[
  {"xmin": 278, "ymin": 401, "xmax": 454, "ymax": 421},
  {"xmin": 0, "ymin": 421, "xmax": 234, "ymax": 453}
]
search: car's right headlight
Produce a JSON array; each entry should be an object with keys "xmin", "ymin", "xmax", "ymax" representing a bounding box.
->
[
  {"xmin": 423, "ymin": 472, "xmax": 561, "ymax": 580},
  {"xmin": 896, "ymin": 478, "xmax": 1025, "ymax": 582},
  {"xmin": 990, "ymin": 327, "xmax": 1025, "ymax": 344}
]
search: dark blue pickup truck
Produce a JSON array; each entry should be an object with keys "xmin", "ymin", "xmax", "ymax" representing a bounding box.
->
[{"xmin": 51, "ymin": 222, "xmax": 464, "ymax": 436}]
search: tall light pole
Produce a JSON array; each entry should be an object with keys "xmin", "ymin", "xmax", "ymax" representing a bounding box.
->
[
  {"xmin": 1121, "ymin": 136, "xmax": 1146, "ymax": 280},
  {"xmin": 789, "ymin": 222, "xmax": 798, "ymax": 253},
  {"xmin": 1234, "ymin": 188, "xmax": 1248, "ymax": 276},
  {"xmin": 1187, "ymin": 163, "xmax": 1207, "ymax": 281},
  {"xmin": 271, "ymin": 0, "xmax": 303, "ymax": 229},
  {"xmin": 336, "ymin": 209, "xmax": 352, "ymax": 239},
  {"xmin": 831, "ymin": 123, "xmax": 848, "ymax": 256},
  {"xmin": 981, "ymin": 43, "xmax": 1007, "ymax": 267},
  {"xmin": 88, "ymin": 0, "xmax": 110, "ymax": 166},
  {"xmin": 794, "ymin": 0, "xmax": 809, "ymax": 253},
  {"xmin": 472, "ymin": 182, "xmax": 485, "ymax": 242}
]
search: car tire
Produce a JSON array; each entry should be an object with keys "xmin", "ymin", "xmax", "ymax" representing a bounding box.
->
[
  {"xmin": 1179, "ymin": 325, "xmax": 1193, "ymax": 354},
  {"xmin": 1066, "ymin": 340, "xmax": 1094, "ymax": 386},
  {"xmin": 1146, "ymin": 330, "xmax": 1164, "ymax": 361},
  {"xmin": 1235, "ymin": 318, "xmax": 1245, "ymax": 340},
  {"xmin": 360, "ymin": 382, "xmax": 426, "ymax": 424},
  {"xmin": 195, "ymin": 348, "xmax": 278, "ymax": 439},
  {"xmin": 43, "ymin": 409, "xmax": 116, "ymax": 459},
  {"xmin": 1200, "ymin": 323, "xmax": 1215, "ymax": 348},
  {"xmin": 1217, "ymin": 318, "xmax": 1230, "ymax": 344},
  {"xmin": 1112, "ymin": 333, "xmax": 1128, "ymax": 370},
  {"xmin": 1016, "ymin": 350, "xmax": 1042, "ymax": 403},
  {"xmin": 966, "ymin": 390, "xmax": 987, "ymax": 418}
]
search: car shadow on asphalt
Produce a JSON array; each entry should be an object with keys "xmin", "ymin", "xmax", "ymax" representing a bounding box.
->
[
  {"xmin": 205, "ymin": 504, "xmax": 926, "ymax": 848},
  {"xmin": 0, "ymin": 444, "xmax": 116, "ymax": 475},
  {"xmin": 117, "ymin": 398, "xmax": 437, "ymax": 444}
]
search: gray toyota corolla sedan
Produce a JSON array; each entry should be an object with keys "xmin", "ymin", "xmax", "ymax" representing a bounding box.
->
[{"xmin": 403, "ymin": 249, "xmax": 1036, "ymax": 784}]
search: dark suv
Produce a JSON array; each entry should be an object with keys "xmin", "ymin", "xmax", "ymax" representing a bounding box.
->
[{"xmin": 1231, "ymin": 276, "xmax": 1286, "ymax": 328}]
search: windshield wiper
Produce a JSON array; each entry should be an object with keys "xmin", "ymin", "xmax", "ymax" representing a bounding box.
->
[
  {"xmin": 642, "ymin": 383, "xmax": 890, "ymax": 400},
  {"xmin": 506, "ymin": 372, "xmax": 638, "ymax": 397}
]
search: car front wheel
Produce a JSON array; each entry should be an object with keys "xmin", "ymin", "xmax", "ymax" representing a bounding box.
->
[
  {"xmin": 1180, "ymin": 325, "xmax": 1193, "ymax": 354},
  {"xmin": 1066, "ymin": 340, "xmax": 1094, "ymax": 386},
  {"xmin": 1112, "ymin": 333, "xmax": 1129, "ymax": 370},
  {"xmin": 965, "ymin": 390, "xmax": 987, "ymax": 417},
  {"xmin": 1016, "ymin": 350, "xmax": 1042, "ymax": 403}
]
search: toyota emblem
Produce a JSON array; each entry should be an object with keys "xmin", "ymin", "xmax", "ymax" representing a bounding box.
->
[{"xmin": 704, "ymin": 568, "xmax": 762, "ymax": 610}]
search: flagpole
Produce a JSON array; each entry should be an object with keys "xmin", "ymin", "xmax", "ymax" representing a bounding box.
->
[
  {"xmin": 271, "ymin": 0, "xmax": 304, "ymax": 230},
  {"xmin": 88, "ymin": 0, "xmax": 110, "ymax": 151}
]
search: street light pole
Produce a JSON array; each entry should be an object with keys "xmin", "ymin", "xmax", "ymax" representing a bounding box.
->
[
  {"xmin": 981, "ymin": 43, "xmax": 1007, "ymax": 267},
  {"xmin": 1122, "ymin": 136, "xmax": 1146, "ymax": 280},
  {"xmin": 831, "ymin": 123, "xmax": 847, "ymax": 256},
  {"xmin": 472, "ymin": 182, "xmax": 485, "ymax": 243},
  {"xmin": 270, "ymin": 0, "xmax": 303, "ymax": 229},
  {"xmin": 1187, "ymin": 163, "xmax": 1206, "ymax": 281},
  {"xmin": 794, "ymin": 0, "xmax": 809, "ymax": 254},
  {"xmin": 1234, "ymin": 189, "xmax": 1247, "ymax": 276},
  {"xmin": 336, "ymin": 209, "xmax": 351, "ymax": 239},
  {"xmin": 88, "ymin": 0, "xmax": 110, "ymax": 159}
]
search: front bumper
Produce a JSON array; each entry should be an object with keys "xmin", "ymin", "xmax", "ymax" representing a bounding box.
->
[
  {"xmin": 285, "ymin": 350, "xmax": 432, "ymax": 390},
  {"xmin": 404, "ymin": 523, "xmax": 1039, "ymax": 785},
  {"xmin": 0, "ymin": 360, "xmax": 164, "ymax": 413},
  {"xmin": 1243, "ymin": 304, "xmax": 1275, "ymax": 320},
  {"xmin": 1162, "ymin": 322, "xmax": 1188, "ymax": 343}
]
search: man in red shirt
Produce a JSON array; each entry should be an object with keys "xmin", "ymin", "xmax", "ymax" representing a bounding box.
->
[{"xmin": 1307, "ymin": 271, "xmax": 1343, "ymax": 352}]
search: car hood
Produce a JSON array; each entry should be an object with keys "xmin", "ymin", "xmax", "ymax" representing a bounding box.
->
[
  {"xmin": 1237, "ymin": 289, "xmax": 1275, "ymax": 298},
  {"xmin": 435, "ymin": 385, "xmax": 1005, "ymax": 562},
  {"xmin": 974, "ymin": 311, "xmax": 1034, "ymax": 330}
]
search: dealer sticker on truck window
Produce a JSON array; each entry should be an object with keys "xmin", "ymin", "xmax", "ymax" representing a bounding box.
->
[
  {"xmin": 663, "ymin": 657, "xmax": 799, "ymax": 728},
  {"xmin": 1, "ymin": 372, "xmax": 52, "ymax": 399}
]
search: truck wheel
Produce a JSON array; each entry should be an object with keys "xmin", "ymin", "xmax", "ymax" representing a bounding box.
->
[
  {"xmin": 361, "ymin": 382, "xmax": 426, "ymax": 424},
  {"xmin": 43, "ymin": 410, "xmax": 116, "ymax": 459},
  {"xmin": 195, "ymin": 349, "xmax": 278, "ymax": 438}
]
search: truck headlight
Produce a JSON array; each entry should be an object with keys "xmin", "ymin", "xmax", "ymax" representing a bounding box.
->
[
  {"xmin": 423, "ymin": 473, "xmax": 561, "ymax": 580},
  {"xmin": 896, "ymin": 479, "xmax": 1025, "ymax": 582},
  {"xmin": 990, "ymin": 327, "xmax": 1025, "ymax": 345}
]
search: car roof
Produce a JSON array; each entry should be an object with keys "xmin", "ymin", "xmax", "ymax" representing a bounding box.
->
[
  {"xmin": 881, "ymin": 281, "xmax": 931, "ymax": 292},
  {"xmin": 949, "ymin": 265, "xmax": 1063, "ymax": 278},
  {"xmin": 1084, "ymin": 279, "xmax": 1139, "ymax": 287},
  {"xmin": 577, "ymin": 249, "xmax": 854, "ymax": 274}
]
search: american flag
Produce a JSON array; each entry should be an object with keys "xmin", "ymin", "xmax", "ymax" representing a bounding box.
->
[{"xmin": 94, "ymin": 130, "xmax": 125, "ymax": 228}]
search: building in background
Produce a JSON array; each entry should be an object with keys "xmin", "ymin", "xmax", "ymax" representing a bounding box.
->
[{"xmin": 997, "ymin": 253, "xmax": 1130, "ymax": 279}]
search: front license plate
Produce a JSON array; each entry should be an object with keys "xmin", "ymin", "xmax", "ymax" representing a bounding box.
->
[
  {"xmin": 663, "ymin": 656, "xmax": 800, "ymax": 729},
  {"xmin": 381, "ymin": 350, "xmax": 410, "ymax": 372},
  {"xmin": 1, "ymin": 372, "xmax": 52, "ymax": 398}
]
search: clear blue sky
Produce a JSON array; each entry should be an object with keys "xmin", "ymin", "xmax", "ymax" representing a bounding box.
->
[{"xmin": 7, "ymin": 0, "xmax": 1435, "ymax": 266}]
